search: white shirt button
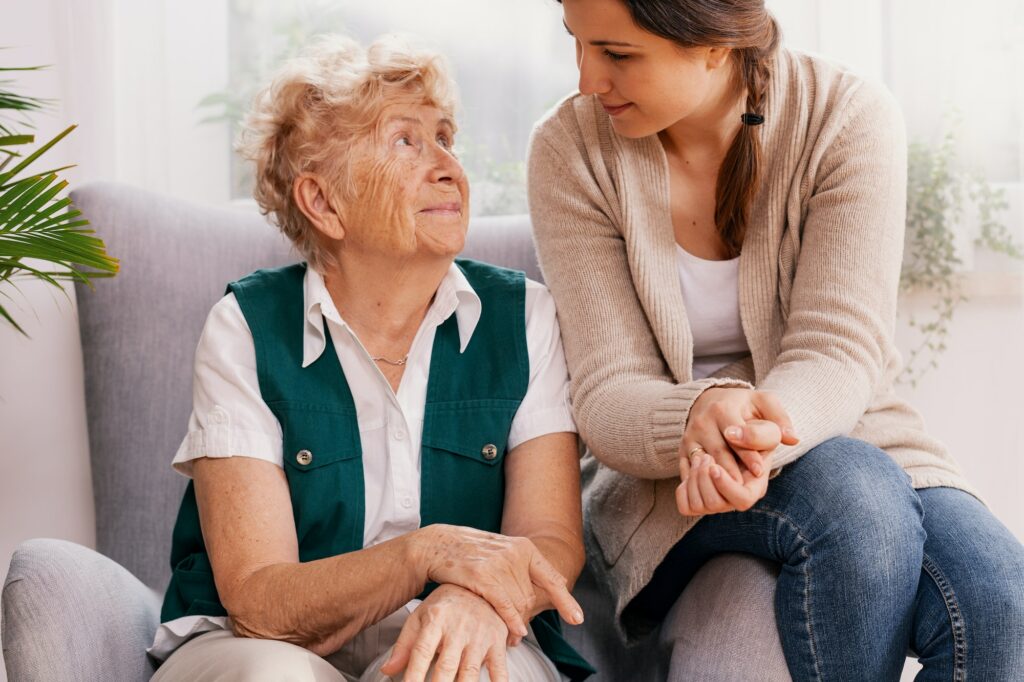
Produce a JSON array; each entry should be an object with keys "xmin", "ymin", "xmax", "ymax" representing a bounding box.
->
[
  {"xmin": 210, "ymin": 410, "xmax": 226, "ymax": 425},
  {"xmin": 401, "ymin": 497, "xmax": 413, "ymax": 509},
  {"xmin": 393, "ymin": 429, "xmax": 406, "ymax": 441}
]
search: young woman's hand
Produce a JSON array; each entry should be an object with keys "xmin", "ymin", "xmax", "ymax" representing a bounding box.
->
[
  {"xmin": 415, "ymin": 525, "xmax": 583, "ymax": 641},
  {"xmin": 379, "ymin": 584, "xmax": 511, "ymax": 682},
  {"xmin": 676, "ymin": 448, "xmax": 770, "ymax": 516},
  {"xmin": 676, "ymin": 386, "xmax": 800, "ymax": 516}
]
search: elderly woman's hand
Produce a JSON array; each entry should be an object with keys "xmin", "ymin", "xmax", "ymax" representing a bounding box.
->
[
  {"xmin": 415, "ymin": 525, "xmax": 584, "ymax": 640},
  {"xmin": 379, "ymin": 584, "xmax": 510, "ymax": 682}
]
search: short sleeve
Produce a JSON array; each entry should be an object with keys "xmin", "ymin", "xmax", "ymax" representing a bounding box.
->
[
  {"xmin": 171, "ymin": 293, "xmax": 283, "ymax": 478},
  {"xmin": 506, "ymin": 280, "xmax": 578, "ymax": 450}
]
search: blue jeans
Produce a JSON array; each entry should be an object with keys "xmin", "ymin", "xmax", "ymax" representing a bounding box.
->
[{"xmin": 628, "ymin": 437, "xmax": 1024, "ymax": 681}]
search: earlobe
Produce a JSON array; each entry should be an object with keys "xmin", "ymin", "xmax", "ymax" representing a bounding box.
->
[
  {"xmin": 706, "ymin": 46, "xmax": 732, "ymax": 70},
  {"xmin": 294, "ymin": 174, "xmax": 346, "ymax": 240}
]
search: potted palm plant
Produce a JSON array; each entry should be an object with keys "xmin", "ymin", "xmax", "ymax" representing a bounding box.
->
[{"xmin": 0, "ymin": 61, "xmax": 118, "ymax": 334}]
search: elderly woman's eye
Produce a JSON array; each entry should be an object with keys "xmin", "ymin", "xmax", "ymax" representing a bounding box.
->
[
  {"xmin": 395, "ymin": 135, "xmax": 413, "ymax": 147},
  {"xmin": 437, "ymin": 135, "xmax": 453, "ymax": 150}
]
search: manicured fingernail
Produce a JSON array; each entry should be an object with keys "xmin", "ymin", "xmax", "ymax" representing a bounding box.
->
[
  {"xmin": 574, "ymin": 609, "xmax": 584, "ymax": 623},
  {"xmin": 725, "ymin": 426, "xmax": 742, "ymax": 439},
  {"xmin": 710, "ymin": 465, "xmax": 721, "ymax": 479},
  {"xmin": 752, "ymin": 463, "xmax": 763, "ymax": 476},
  {"xmin": 783, "ymin": 427, "xmax": 797, "ymax": 438}
]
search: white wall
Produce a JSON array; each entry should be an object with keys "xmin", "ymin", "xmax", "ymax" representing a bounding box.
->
[
  {"xmin": 897, "ymin": 283, "xmax": 1024, "ymax": 539},
  {"xmin": 0, "ymin": 1, "xmax": 229, "ymax": 678},
  {"xmin": 1, "ymin": 5, "xmax": 101, "ymax": 681}
]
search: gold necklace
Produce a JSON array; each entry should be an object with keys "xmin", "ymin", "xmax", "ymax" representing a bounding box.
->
[{"xmin": 371, "ymin": 354, "xmax": 408, "ymax": 366}]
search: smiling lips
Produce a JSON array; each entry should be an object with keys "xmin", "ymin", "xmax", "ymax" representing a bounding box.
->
[
  {"xmin": 419, "ymin": 201, "xmax": 461, "ymax": 215},
  {"xmin": 601, "ymin": 101, "xmax": 633, "ymax": 116}
]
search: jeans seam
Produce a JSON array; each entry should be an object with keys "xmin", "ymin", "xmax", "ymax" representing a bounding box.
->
[
  {"xmin": 921, "ymin": 552, "xmax": 967, "ymax": 682},
  {"xmin": 746, "ymin": 507, "xmax": 823, "ymax": 682}
]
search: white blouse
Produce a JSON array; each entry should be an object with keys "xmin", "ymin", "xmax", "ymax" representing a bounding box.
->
[
  {"xmin": 675, "ymin": 244, "xmax": 751, "ymax": 379},
  {"xmin": 149, "ymin": 262, "xmax": 577, "ymax": 662}
]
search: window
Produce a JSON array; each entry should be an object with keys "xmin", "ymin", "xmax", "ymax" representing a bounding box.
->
[{"xmin": 217, "ymin": 0, "xmax": 577, "ymax": 215}]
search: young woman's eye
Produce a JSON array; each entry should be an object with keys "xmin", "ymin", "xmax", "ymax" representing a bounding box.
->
[{"xmin": 604, "ymin": 49, "xmax": 629, "ymax": 62}]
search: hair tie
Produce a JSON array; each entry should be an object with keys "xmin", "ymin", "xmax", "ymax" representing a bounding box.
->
[{"xmin": 740, "ymin": 113, "xmax": 765, "ymax": 126}]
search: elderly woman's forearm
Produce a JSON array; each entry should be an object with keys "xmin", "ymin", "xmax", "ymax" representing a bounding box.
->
[
  {"xmin": 525, "ymin": 533, "xmax": 586, "ymax": 619},
  {"xmin": 224, "ymin": 529, "xmax": 431, "ymax": 652}
]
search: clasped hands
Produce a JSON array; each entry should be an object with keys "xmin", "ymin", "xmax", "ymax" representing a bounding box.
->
[
  {"xmin": 677, "ymin": 387, "xmax": 800, "ymax": 517},
  {"xmin": 380, "ymin": 525, "xmax": 582, "ymax": 682}
]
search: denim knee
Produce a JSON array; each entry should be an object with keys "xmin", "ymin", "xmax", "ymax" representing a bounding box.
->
[
  {"xmin": 774, "ymin": 437, "xmax": 926, "ymax": 575},
  {"xmin": 915, "ymin": 486, "xmax": 1024, "ymax": 673}
]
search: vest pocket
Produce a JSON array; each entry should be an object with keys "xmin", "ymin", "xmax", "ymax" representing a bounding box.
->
[
  {"xmin": 419, "ymin": 400, "xmax": 520, "ymax": 533},
  {"xmin": 277, "ymin": 406, "xmax": 361, "ymax": 472},
  {"xmin": 420, "ymin": 400, "xmax": 520, "ymax": 465},
  {"xmin": 275, "ymin": 406, "xmax": 365, "ymax": 557}
]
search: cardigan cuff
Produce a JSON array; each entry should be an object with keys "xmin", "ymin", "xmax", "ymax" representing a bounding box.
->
[{"xmin": 649, "ymin": 377, "xmax": 756, "ymax": 476}]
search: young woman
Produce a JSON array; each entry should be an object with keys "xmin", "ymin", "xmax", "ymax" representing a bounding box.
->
[{"xmin": 528, "ymin": 0, "xmax": 1024, "ymax": 679}]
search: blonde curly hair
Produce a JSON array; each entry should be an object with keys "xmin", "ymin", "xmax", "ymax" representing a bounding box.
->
[{"xmin": 236, "ymin": 34, "xmax": 459, "ymax": 272}]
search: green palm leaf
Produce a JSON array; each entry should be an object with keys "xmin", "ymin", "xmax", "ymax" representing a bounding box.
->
[{"xmin": 0, "ymin": 58, "xmax": 119, "ymax": 336}]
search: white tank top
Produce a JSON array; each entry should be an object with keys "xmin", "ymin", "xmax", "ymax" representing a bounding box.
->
[{"xmin": 675, "ymin": 244, "xmax": 751, "ymax": 379}]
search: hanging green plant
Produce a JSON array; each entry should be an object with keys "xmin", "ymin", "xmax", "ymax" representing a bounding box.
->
[
  {"xmin": 899, "ymin": 126, "xmax": 1021, "ymax": 386},
  {"xmin": 0, "ymin": 61, "xmax": 118, "ymax": 335}
]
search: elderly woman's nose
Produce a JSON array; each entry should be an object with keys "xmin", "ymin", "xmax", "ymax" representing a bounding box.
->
[{"xmin": 428, "ymin": 143, "xmax": 463, "ymax": 183}]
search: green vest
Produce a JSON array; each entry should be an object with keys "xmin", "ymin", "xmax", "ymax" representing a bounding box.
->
[{"xmin": 161, "ymin": 259, "xmax": 594, "ymax": 680}]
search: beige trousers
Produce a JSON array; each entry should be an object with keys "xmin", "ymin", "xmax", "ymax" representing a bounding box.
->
[{"xmin": 151, "ymin": 608, "xmax": 564, "ymax": 682}]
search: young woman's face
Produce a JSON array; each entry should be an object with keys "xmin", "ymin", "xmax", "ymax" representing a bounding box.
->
[{"xmin": 561, "ymin": 0, "xmax": 726, "ymax": 138}]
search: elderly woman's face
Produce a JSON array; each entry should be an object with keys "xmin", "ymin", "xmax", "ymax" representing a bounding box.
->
[{"xmin": 342, "ymin": 101, "xmax": 469, "ymax": 259}]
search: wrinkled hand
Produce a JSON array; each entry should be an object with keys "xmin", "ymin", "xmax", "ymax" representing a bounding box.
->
[
  {"xmin": 379, "ymin": 584, "xmax": 510, "ymax": 682},
  {"xmin": 419, "ymin": 525, "xmax": 583, "ymax": 640},
  {"xmin": 677, "ymin": 387, "xmax": 800, "ymax": 516}
]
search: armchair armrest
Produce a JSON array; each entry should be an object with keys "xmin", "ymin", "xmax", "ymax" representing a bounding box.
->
[{"xmin": 2, "ymin": 538, "xmax": 161, "ymax": 682}]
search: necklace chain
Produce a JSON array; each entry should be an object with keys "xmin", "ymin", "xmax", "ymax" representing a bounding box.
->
[{"xmin": 371, "ymin": 354, "xmax": 408, "ymax": 366}]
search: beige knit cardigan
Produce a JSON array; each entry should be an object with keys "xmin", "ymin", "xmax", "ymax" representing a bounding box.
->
[{"xmin": 526, "ymin": 49, "xmax": 978, "ymax": 640}]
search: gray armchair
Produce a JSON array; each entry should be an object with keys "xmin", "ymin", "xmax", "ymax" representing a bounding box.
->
[{"xmin": 2, "ymin": 182, "xmax": 788, "ymax": 681}]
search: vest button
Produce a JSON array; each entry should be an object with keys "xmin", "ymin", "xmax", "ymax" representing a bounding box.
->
[
  {"xmin": 481, "ymin": 444, "xmax": 498, "ymax": 460},
  {"xmin": 296, "ymin": 449, "xmax": 313, "ymax": 466}
]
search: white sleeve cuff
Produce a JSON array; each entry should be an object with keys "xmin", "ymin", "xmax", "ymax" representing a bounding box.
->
[
  {"xmin": 507, "ymin": 405, "xmax": 577, "ymax": 451},
  {"xmin": 172, "ymin": 424, "xmax": 283, "ymax": 478}
]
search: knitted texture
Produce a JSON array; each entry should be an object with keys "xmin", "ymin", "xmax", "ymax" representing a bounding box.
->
[{"xmin": 527, "ymin": 49, "xmax": 978, "ymax": 641}]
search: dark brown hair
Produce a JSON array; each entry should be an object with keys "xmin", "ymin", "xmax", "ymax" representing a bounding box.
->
[{"xmin": 561, "ymin": 0, "xmax": 780, "ymax": 256}]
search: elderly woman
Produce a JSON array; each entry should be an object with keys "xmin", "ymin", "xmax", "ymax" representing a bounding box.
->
[{"xmin": 146, "ymin": 35, "xmax": 593, "ymax": 682}]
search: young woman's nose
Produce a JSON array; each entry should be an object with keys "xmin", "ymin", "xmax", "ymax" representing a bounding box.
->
[{"xmin": 577, "ymin": 49, "xmax": 611, "ymax": 96}]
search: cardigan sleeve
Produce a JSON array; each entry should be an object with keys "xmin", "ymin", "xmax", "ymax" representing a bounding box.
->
[
  {"xmin": 527, "ymin": 115, "xmax": 753, "ymax": 480},
  {"xmin": 757, "ymin": 81, "xmax": 908, "ymax": 469}
]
